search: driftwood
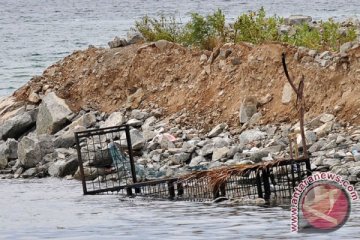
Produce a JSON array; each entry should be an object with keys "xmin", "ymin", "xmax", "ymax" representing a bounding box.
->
[{"xmin": 281, "ymin": 52, "xmax": 308, "ymax": 158}]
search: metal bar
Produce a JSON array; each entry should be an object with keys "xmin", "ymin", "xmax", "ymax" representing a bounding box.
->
[
  {"xmin": 75, "ymin": 132, "xmax": 88, "ymax": 195},
  {"xmin": 262, "ymin": 168, "xmax": 271, "ymax": 200},
  {"xmin": 125, "ymin": 125, "xmax": 137, "ymax": 184}
]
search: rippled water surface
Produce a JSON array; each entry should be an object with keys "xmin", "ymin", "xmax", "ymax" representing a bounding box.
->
[
  {"xmin": 0, "ymin": 178, "xmax": 359, "ymax": 239},
  {"xmin": 1, "ymin": 0, "xmax": 360, "ymax": 96}
]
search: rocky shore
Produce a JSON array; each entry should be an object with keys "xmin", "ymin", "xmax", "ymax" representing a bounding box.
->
[
  {"xmin": 0, "ymin": 90, "xmax": 360, "ymax": 192},
  {"xmin": 1, "ymin": 16, "xmax": 360, "ymax": 193}
]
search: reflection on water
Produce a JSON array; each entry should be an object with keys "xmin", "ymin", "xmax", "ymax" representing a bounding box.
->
[{"xmin": 0, "ymin": 178, "xmax": 358, "ymax": 239}]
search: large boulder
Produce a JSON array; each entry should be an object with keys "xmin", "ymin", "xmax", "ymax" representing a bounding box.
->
[
  {"xmin": 17, "ymin": 134, "xmax": 54, "ymax": 169},
  {"xmin": 48, "ymin": 157, "xmax": 79, "ymax": 177},
  {"xmin": 36, "ymin": 92, "xmax": 73, "ymax": 135},
  {"xmin": 0, "ymin": 110, "xmax": 36, "ymax": 140},
  {"xmin": 129, "ymin": 129, "xmax": 146, "ymax": 150}
]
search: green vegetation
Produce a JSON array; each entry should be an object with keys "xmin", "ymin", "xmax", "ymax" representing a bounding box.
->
[{"xmin": 133, "ymin": 8, "xmax": 357, "ymax": 51}]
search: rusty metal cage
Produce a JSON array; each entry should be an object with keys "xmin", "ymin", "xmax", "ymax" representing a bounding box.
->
[{"xmin": 75, "ymin": 125, "xmax": 311, "ymax": 202}]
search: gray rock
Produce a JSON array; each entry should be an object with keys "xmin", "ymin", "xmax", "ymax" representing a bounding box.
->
[
  {"xmin": 17, "ymin": 136, "xmax": 41, "ymax": 168},
  {"xmin": 250, "ymin": 151, "xmax": 269, "ymax": 163},
  {"xmin": 308, "ymin": 140, "xmax": 326, "ymax": 153},
  {"xmin": 48, "ymin": 157, "xmax": 79, "ymax": 177},
  {"xmin": 0, "ymin": 138, "xmax": 18, "ymax": 169},
  {"xmin": 239, "ymin": 96, "xmax": 258, "ymax": 123},
  {"xmin": 322, "ymin": 158, "xmax": 341, "ymax": 167},
  {"xmin": 207, "ymin": 123, "xmax": 227, "ymax": 138},
  {"xmin": 18, "ymin": 135, "xmax": 54, "ymax": 169},
  {"xmin": 108, "ymin": 36, "xmax": 128, "ymax": 48},
  {"xmin": 21, "ymin": 168, "xmax": 38, "ymax": 178},
  {"xmin": 209, "ymin": 161, "xmax": 222, "ymax": 169},
  {"xmin": 348, "ymin": 166, "xmax": 360, "ymax": 177},
  {"xmin": 212, "ymin": 147, "xmax": 230, "ymax": 161},
  {"xmin": 319, "ymin": 113, "xmax": 335, "ymax": 123},
  {"xmin": 127, "ymin": 33, "xmax": 144, "ymax": 45},
  {"xmin": 340, "ymin": 42, "xmax": 353, "ymax": 54},
  {"xmin": 226, "ymin": 146, "xmax": 242, "ymax": 158},
  {"xmin": 0, "ymin": 110, "xmax": 36, "ymax": 140},
  {"xmin": 189, "ymin": 156, "xmax": 206, "ymax": 167},
  {"xmin": 286, "ymin": 15, "xmax": 312, "ymax": 25},
  {"xmin": 282, "ymin": 82, "xmax": 293, "ymax": 104},
  {"xmin": 155, "ymin": 40, "xmax": 170, "ymax": 51},
  {"xmin": 142, "ymin": 116, "xmax": 157, "ymax": 131},
  {"xmin": 74, "ymin": 167, "xmax": 106, "ymax": 181},
  {"xmin": 127, "ymin": 119, "xmax": 143, "ymax": 127},
  {"xmin": 100, "ymin": 111, "xmax": 125, "ymax": 128},
  {"xmin": 213, "ymin": 137, "xmax": 231, "ymax": 148},
  {"xmin": 54, "ymin": 125, "xmax": 86, "ymax": 148},
  {"xmin": 129, "ymin": 129, "xmax": 145, "ymax": 150},
  {"xmin": 168, "ymin": 153, "xmax": 190, "ymax": 165},
  {"xmin": 0, "ymin": 143, "xmax": 8, "ymax": 169},
  {"xmin": 131, "ymin": 110, "xmax": 148, "ymax": 120},
  {"xmin": 239, "ymin": 130, "xmax": 266, "ymax": 144},
  {"xmin": 314, "ymin": 121, "xmax": 333, "ymax": 138},
  {"xmin": 159, "ymin": 135, "xmax": 176, "ymax": 150},
  {"xmin": 199, "ymin": 143, "xmax": 214, "ymax": 156},
  {"xmin": 143, "ymin": 130, "xmax": 156, "ymax": 142},
  {"xmin": 36, "ymin": 92, "xmax": 73, "ymax": 135}
]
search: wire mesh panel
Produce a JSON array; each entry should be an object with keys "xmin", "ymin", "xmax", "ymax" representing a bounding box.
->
[
  {"xmin": 75, "ymin": 125, "xmax": 137, "ymax": 194},
  {"xmin": 75, "ymin": 127, "xmax": 311, "ymax": 202}
]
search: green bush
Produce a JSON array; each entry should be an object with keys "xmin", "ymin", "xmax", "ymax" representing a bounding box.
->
[
  {"xmin": 133, "ymin": 9, "xmax": 357, "ymax": 51},
  {"xmin": 233, "ymin": 7, "xmax": 283, "ymax": 44}
]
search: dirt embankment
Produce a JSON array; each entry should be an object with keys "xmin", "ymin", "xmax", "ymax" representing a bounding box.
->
[{"xmin": 13, "ymin": 41, "xmax": 360, "ymax": 130}]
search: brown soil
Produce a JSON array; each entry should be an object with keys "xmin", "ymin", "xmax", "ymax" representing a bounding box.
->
[{"xmin": 13, "ymin": 42, "xmax": 360, "ymax": 130}]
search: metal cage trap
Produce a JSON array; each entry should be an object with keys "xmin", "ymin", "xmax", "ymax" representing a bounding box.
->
[{"xmin": 75, "ymin": 125, "xmax": 312, "ymax": 203}]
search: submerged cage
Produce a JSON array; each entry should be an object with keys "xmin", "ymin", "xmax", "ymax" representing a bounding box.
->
[{"xmin": 75, "ymin": 125, "xmax": 311, "ymax": 202}]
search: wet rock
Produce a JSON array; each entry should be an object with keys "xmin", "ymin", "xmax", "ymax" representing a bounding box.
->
[
  {"xmin": 48, "ymin": 157, "xmax": 78, "ymax": 177},
  {"xmin": 100, "ymin": 111, "xmax": 125, "ymax": 128},
  {"xmin": 21, "ymin": 167, "xmax": 38, "ymax": 178},
  {"xmin": 0, "ymin": 110, "xmax": 36, "ymax": 140},
  {"xmin": 36, "ymin": 92, "xmax": 73, "ymax": 135},
  {"xmin": 239, "ymin": 130, "xmax": 266, "ymax": 144},
  {"xmin": 108, "ymin": 36, "xmax": 128, "ymax": 48},
  {"xmin": 281, "ymin": 82, "xmax": 293, "ymax": 104},
  {"xmin": 239, "ymin": 96, "xmax": 258, "ymax": 123},
  {"xmin": 207, "ymin": 123, "xmax": 227, "ymax": 138},
  {"xmin": 74, "ymin": 167, "xmax": 106, "ymax": 181},
  {"xmin": 212, "ymin": 147, "xmax": 230, "ymax": 161}
]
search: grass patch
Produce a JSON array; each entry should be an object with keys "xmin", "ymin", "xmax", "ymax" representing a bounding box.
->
[{"xmin": 133, "ymin": 8, "xmax": 357, "ymax": 51}]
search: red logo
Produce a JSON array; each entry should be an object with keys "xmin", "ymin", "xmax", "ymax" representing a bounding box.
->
[{"xmin": 301, "ymin": 182, "xmax": 351, "ymax": 231}]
